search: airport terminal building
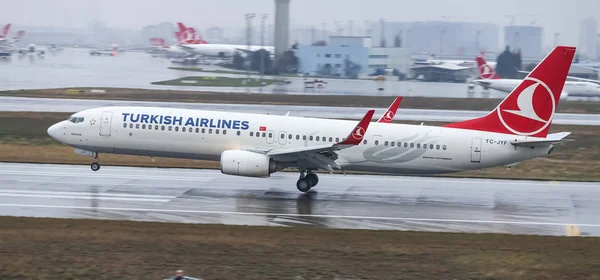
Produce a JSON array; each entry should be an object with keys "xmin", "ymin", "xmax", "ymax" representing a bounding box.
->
[{"xmin": 296, "ymin": 36, "xmax": 410, "ymax": 78}]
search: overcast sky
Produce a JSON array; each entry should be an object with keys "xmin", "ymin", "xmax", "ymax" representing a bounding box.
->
[{"xmin": 2, "ymin": 0, "xmax": 599, "ymax": 45}]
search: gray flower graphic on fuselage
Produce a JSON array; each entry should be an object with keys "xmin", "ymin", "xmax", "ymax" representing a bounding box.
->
[{"xmin": 362, "ymin": 133, "xmax": 438, "ymax": 163}]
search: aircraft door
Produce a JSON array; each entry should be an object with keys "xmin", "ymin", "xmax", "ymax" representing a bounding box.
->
[
  {"xmin": 99, "ymin": 111, "xmax": 112, "ymax": 136},
  {"xmin": 470, "ymin": 138, "xmax": 482, "ymax": 163},
  {"xmin": 278, "ymin": 131, "xmax": 287, "ymax": 145},
  {"xmin": 266, "ymin": 130, "xmax": 275, "ymax": 144}
]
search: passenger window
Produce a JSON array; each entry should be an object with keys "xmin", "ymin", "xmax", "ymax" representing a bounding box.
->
[
  {"xmin": 123, "ymin": 123, "xmax": 127, "ymax": 128},
  {"xmin": 436, "ymin": 145, "xmax": 440, "ymax": 150},
  {"xmin": 142, "ymin": 124, "xmax": 146, "ymax": 129},
  {"xmin": 296, "ymin": 135, "xmax": 300, "ymax": 140},
  {"xmin": 289, "ymin": 134, "xmax": 292, "ymax": 139},
  {"xmin": 216, "ymin": 129, "xmax": 219, "ymax": 134},
  {"xmin": 168, "ymin": 126, "xmax": 172, "ymax": 131},
  {"xmin": 410, "ymin": 143, "xmax": 414, "ymax": 148},
  {"xmin": 269, "ymin": 133, "xmax": 273, "ymax": 138},
  {"xmin": 148, "ymin": 125, "xmax": 152, "ymax": 130},
  {"xmin": 189, "ymin": 128, "xmax": 193, "ymax": 133},
  {"xmin": 404, "ymin": 143, "xmax": 407, "ymax": 147},
  {"xmin": 130, "ymin": 124, "xmax": 133, "ymax": 128},
  {"xmin": 223, "ymin": 130, "xmax": 227, "ymax": 135},
  {"xmin": 196, "ymin": 128, "xmax": 199, "ymax": 133},
  {"xmin": 430, "ymin": 144, "xmax": 434, "ymax": 149},
  {"xmin": 175, "ymin": 127, "xmax": 179, "ymax": 132},
  {"xmin": 280, "ymin": 134, "xmax": 285, "ymax": 139},
  {"xmin": 256, "ymin": 132, "xmax": 260, "ymax": 137},
  {"xmin": 303, "ymin": 135, "xmax": 307, "ymax": 140},
  {"xmin": 182, "ymin": 127, "xmax": 186, "ymax": 132},
  {"xmin": 384, "ymin": 141, "xmax": 389, "ymax": 146},
  {"xmin": 262, "ymin": 132, "xmax": 266, "ymax": 137},
  {"xmin": 208, "ymin": 129, "xmax": 212, "ymax": 134},
  {"xmin": 155, "ymin": 125, "xmax": 159, "ymax": 130},
  {"xmin": 161, "ymin": 126, "xmax": 165, "ymax": 131},
  {"xmin": 417, "ymin": 143, "xmax": 421, "ymax": 148},
  {"xmin": 316, "ymin": 136, "xmax": 320, "ymax": 141},
  {"xmin": 336, "ymin": 137, "xmax": 340, "ymax": 142},
  {"xmin": 323, "ymin": 137, "xmax": 326, "ymax": 142},
  {"xmin": 424, "ymin": 144, "xmax": 427, "ymax": 149},
  {"xmin": 237, "ymin": 131, "xmax": 241, "ymax": 136},
  {"xmin": 329, "ymin": 137, "xmax": 333, "ymax": 142},
  {"xmin": 363, "ymin": 139, "xmax": 368, "ymax": 144},
  {"xmin": 391, "ymin": 142, "xmax": 395, "ymax": 146},
  {"xmin": 375, "ymin": 140, "xmax": 379, "ymax": 145},
  {"xmin": 443, "ymin": 145, "xmax": 447, "ymax": 150},
  {"xmin": 250, "ymin": 132, "xmax": 254, "ymax": 136},
  {"xmin": 309, "ymin": 136, "xmax": 313, "ymax": 141},
  {"xmin": 202, "ymin": 128, "xmax": 206, "ymax": 133},
  {"xmin": 136, "ymin": 124, "xmax": 140, "ymax": 129}
]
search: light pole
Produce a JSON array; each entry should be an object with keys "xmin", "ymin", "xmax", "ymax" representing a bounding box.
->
[
  {"xmin": 260, "ymin": 13, "xmax": 268, "ymax": 82},
  {"xmin": 439, "ymin": 29, "xmax": 445, "ymax": 55},
  {"xmin": 245, "ymin": 13, "xmax": 255, "ymax": 83},
  {"xmin": 475, "ymin": 30, "xmax": 482, "ymax": 54}
]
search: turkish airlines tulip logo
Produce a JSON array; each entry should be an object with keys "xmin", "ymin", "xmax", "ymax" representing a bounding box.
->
[
  {"xmin": 352, "ymin": 126, "xmax": 365, "ymax": 140},
  {"xmin": 497, "ymin": 77, "xmax": 555, "ymax": 136},
  {"xmin": 478, "ymin": 64, "xmax": 495, "ymax": 79},
  {"xmin": 382, "ymin": 110, "xmax": 395, "ymax": 122}
]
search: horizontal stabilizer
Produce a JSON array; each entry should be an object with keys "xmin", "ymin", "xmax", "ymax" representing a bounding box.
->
[{"xmin": 510, "ymin": 132, "xmax": 572, "ymax": 146}]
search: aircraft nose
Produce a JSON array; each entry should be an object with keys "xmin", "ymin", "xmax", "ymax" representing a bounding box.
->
[{"xmin": 47, "ymin": 122, "xmax": 63, "ymax": 140}]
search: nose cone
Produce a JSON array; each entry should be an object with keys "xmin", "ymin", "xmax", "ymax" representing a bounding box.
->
[{"xmin": 47, "ymin": 122, "xmax": 62, "ymax": 141}]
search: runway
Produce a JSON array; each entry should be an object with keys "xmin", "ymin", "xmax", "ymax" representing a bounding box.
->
[
  {"xmin": 0, "ymin": 162, "xmax": 599, "ymax": 236},
  {"xmin": 2, "ymin": 96, "xmax": 600, "ymax": 125}
]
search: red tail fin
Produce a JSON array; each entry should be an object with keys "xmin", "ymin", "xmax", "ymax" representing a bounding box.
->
[
  {"xmin": 1, "ymin": 24, "xmax": 11, "ymax": 38},
  {"xmin": 444, "ymin": 46, "xmax": 576, "ymax": 138},
  {"xmin": 13, "ymin": 30, "xmax": 24, "ymax": 39},
  {"xmin": 377, "ymin": 97, "xmax": 402, "ymax": 123},
  {"xmin": 475, "ymin": 55, "xmax": 500, "ymax": 79}
]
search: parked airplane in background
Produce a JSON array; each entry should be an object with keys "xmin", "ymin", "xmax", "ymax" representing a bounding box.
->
[
  {"xmin": 0, "ymin": 24, "xmax": 25, "ymax": 45},
  {"xmin": 149, "ymin": 37, "xmax": 189, "ymax": 57},
  {"xmin": 47, "ymin": 46, "xmax": 575, "ymax": 192},
  {"xmin": 472, "ymin": 55, "xmax": 600, "ymax": 98},
  {"xmin": 176, "ymin": 22, "xmax": 275, "ymax": 57}
]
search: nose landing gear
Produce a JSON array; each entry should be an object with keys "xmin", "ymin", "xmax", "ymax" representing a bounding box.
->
[{"xmin": 90, "ymin": 152, "xmax": 100, "ymax": 171}]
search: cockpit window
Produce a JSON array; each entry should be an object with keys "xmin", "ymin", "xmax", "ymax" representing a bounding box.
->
[{"xmin": 67, "ymin": 116, "xmax": 85, "ymax": 123}]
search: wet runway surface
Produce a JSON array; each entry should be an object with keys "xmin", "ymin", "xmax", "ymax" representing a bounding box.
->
[
  {"xmin": 1, "ymin": 162, "xmax": 599, "ymax": 236},
  {"xmin": 1, "ymin": 96, "xmax": 599, "ymax": 125}
]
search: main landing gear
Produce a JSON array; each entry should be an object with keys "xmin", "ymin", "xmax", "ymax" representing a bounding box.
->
[
  {"xmin": 90, "ymin": 152, "xmax": 100, "ymax": 171},
  {"xmin": 296, "ymin": 170, "xmax": 319, "ymax": 192}
]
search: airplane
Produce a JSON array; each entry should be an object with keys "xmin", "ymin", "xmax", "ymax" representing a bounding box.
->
[
  {"xmin": 377, "ymin": 97, "xmax": 402, "ymax": 123},
  {"xmin": 47, "ymin": 46, "xmax": 575, "ymax": 193},
  {"xmin": 148, "ymin": 37, "xmax": 190, "ymax": 57},
  {"xmin": 176, "ymin": 22, "xmax": 275, "ymax": 58},
  {"xmin": 472, "ymin": 55, "xmax": 600, "ymax": 98}
]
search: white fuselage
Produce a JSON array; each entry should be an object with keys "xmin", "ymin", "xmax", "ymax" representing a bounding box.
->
[
  {"xmin": 182, "ymin": 44, "xmax": 275, "ymax": 58},
  {"xmin": 475, "ymin": 78, "xmax": 600, "ymax": 97},
  {"xmin": 47, "ymin": 106, "xmax": 554, "ymax": 175}
]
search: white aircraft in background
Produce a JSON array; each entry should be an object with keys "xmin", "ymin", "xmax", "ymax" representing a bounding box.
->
[
  {"xmin": 47, "ymin": 46, "xmax": 575, "ymax": 192},
  {"xmin": 472, "ymin": 55, "xmax": 600, "ymax": 98},
  {"xmin": 175, "ymin": 22, "xmax": 275, "ymax": 58},
  {"xmin": 148, "ymin": 37, "xmax": 189, "ymax": 57}
]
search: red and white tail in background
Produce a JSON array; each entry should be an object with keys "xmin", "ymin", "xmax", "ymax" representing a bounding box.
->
[
  {"xmin": 476, "ymin": 55, "xmax": 500, "ymax": 80},
  {"xmin": 12, "ymin": 30, "xmax": 25, "ymax": 40},
  {"xmin": 175, "ymin": 22, "xmax": 208, "ymax": 45},
  {"xmin": 149, "ymin": 38, "xmax": 168, "ymax": 48},
  {"xmin": 0, "ymin": 24, "xmax": 11, "ymax": 39},
  {"xmin": 377, "ymin": 97, "xmax": 402, "ymax": 123},
  {"xmin": 444, "ymin": 46, "xmax": 576, "ymax": 138}
]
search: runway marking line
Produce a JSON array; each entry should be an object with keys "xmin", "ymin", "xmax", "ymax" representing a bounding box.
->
[{"xmin": 0, "ymin": 203, "xmax": 598, "ymax": 228}]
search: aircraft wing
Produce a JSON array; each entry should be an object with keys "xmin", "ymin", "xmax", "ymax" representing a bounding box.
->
[
  {"xmin": 245, "ymin": 110, "xmax": 375, "ymax": 171},
  {"xmin": 510, "ymin": 132, "xmax": 572, "ymax": 147},
  {"xmin": 518, "ymin": 70, "xmax": 600, "ymax": 85}
]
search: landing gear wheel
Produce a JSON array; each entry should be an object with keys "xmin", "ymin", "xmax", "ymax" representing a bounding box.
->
[
  {"xmin": 91, "ymin": 162, "xmax": 100, "ymax": 171},
  {"xmin": 296, "ymin": 178, "xmax": 311, "ymax": 192},
  {"xmin": 305, "ymin": 173, "xmax": 319, "ymax": 187}
]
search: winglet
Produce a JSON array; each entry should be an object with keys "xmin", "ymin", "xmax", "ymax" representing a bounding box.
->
[
  {"xmin": 377, "ymin": 97, "xmax": 402, "ymax": 123},
  {"xmin": 337, "ymin": 110, "xmax": 375, "ymax": 146}
]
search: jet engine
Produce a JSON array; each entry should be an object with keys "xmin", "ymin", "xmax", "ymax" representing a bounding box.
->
[{"xmin": 220, "ymin": 150, "xmax": 279, "ymax": 177}]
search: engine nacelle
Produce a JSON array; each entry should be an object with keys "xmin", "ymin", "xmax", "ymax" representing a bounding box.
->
[
  {"xmin": 560, "ymin": 91, "xmax": 568, "ymax": 99},
  {"xmin": 220, "ymin": 150, "xmax": 277, "ymax": 177}
]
